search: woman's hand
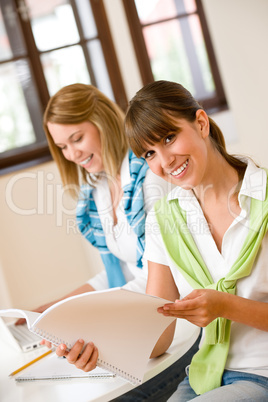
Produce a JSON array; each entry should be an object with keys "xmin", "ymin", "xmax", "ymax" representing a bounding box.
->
[
  {"xmin": 158, "ymin": 288, "xmax": 268, "ymax": 332},
  {"xmin": 40, "ymin": 338, "xmax": 54, "ymax": 349},
  {"xmin": 55, "ymin": 339, "xmax": 99, "ymax": 372},
  {"xmin": 158, "ymin": 289, "xmax": 224, "ymax": 327}
]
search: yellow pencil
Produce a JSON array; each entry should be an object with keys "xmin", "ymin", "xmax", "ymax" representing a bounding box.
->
[{"xmin": 9, "ymin": 349, "xmax": 53, "ymax": 377}]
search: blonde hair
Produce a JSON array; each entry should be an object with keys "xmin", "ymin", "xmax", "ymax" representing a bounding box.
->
[{"xmin": 43, "ymin": 84, "xmax": 128, "ymax": 198}]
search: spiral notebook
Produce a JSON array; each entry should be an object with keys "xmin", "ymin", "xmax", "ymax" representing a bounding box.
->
[
  {"xmin": 15, "ymin": 352, "xmax": 115, "ymax": 382},
  {"xmin": 0, "ymin": 288, "xmax": 175, "ymax": 385}
]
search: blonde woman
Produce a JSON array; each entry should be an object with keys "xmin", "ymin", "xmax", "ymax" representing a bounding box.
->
[{"xmin": 42, "ymin": 83, "xmax": 166, "ymax": 294}]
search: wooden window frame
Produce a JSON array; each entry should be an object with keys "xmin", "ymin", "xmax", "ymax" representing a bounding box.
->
[
  {"xmin": 0, "ymin": 0, "xmax": 127, "ymax": 174},
  {"xmin": 122, "ymin": 0, "xmax": 227, "ymax": 113}
]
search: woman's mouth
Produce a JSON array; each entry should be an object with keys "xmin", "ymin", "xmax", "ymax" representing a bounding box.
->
[
  {"xmin": 80, "ymin": 155, "xmax": 93, "ymax": 166},
  {"xmin": 170, "ymin": 159, "xmax": 189, "ymax": 177}
]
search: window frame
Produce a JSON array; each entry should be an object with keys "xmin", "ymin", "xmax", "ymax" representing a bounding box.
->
[
  {"xmin": 0, "ymin": 0, "xmax": 127, "ymax": 174},
  {"xmin": 122, "ymin": 0, "xmax": 227, "ymax": 113}
]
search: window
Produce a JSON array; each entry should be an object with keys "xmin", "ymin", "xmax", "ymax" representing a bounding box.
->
[
  {"xmin": 123, "ymin": 0, "xmax": 227, "ymax": 112},
  {"xmin": 0, "ymin": 0, "xmax": 127, "ymax": 173}
]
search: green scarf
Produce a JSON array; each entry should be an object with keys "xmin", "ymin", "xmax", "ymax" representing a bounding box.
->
[{"xmin": 154, "ymin": 171, "xmax": 268, "ymax": 395}]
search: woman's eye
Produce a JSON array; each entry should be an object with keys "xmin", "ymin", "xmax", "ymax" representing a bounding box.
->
[
  {"xmin": 164, "ymin": 134, "xmax": 175, "ymax": 144},
  {"xmin": 74, "ymin": 136, "xmax": 82, "ymax": 143},
  {"xmin": 58, "ymin": 145, "xmax": 66, "ymax": 151},
  {"xmin": 144, "ymin": 150, "xmax": 154, "ymax": 159}
]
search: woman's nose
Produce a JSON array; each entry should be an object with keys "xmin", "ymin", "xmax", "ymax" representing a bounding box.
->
[
  {"xmin": 66, "ymin": 146, "xmax": 81, "ymax": 162},
  {"xmin": 160, "ymin": 152, "xmax": 175, "ymax": 169}
]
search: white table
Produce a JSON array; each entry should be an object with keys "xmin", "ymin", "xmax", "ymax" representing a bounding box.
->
[{"xmin": 0, "ymin": 320, "xmax": 199, "ymax": 402}]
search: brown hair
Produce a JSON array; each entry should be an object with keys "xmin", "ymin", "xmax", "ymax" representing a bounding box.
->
[
  {"xmin": 43, "ymin": 84, "xmax": 128, "ymax": 198},
  {"xmin": 125, "ymin": 80, "xmax": 246, "ymax": 179}
]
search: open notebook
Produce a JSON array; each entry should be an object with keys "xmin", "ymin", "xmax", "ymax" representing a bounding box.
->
[
  {"xmin": 0, "ymin": 288, "xmax": 175, "ymax": 385},
  {"xmin": 14, "ymin": 351, "xmax": 115, "ymax": 382}
]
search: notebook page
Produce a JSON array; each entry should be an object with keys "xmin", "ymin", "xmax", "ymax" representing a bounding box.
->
[{"xmin": 31, "ymin": 288, "xmax": 175, "ymax": 384}]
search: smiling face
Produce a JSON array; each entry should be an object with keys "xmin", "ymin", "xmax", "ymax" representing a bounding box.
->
[
  {"xmin": 47, "ymin": 121, "xmax": 104, "ymax": 174},
  {"xmin": 142, "ymin": 110, "xmax": 210, "ymax": 189}
]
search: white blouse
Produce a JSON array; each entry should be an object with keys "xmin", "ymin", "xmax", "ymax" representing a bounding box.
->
[
  {"xmin": 87, "ymin": 152, "xmax": 172, "ymax": 292},
  {"xmin": 143, "ymin": 159, "xmax": 268, "ymax": 377}
]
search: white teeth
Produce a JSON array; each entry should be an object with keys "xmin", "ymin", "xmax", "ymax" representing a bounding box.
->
[
  {"xmin": 171, "ymin": 160, "xmax": 188, "ymax": 176},
  {"xmin": 80, "ymin": 155, "xmax": 92, "ymax": 165}
]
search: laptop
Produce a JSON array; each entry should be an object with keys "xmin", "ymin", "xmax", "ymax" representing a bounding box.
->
[{"xmin": 0, "ymin": 317, "xmax": 44, "ymax": 352}]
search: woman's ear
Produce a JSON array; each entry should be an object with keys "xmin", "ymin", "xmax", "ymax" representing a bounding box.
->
[{"xmin": 196, "ymin": 109, "xmax": 209, "ymax": 139}]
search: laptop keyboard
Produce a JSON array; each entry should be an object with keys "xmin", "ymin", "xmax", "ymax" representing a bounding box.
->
[
  {"xmin": 8, "ymin": 323, "xmax": 43, "ymax": 351},
  {"xmin": 9, "ymin": 324, "xmax": 40, "ymax": 343}
]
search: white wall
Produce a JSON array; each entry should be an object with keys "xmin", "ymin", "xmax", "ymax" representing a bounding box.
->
[
  {"xmin": 202, "ymin": 0, "xmax": 268, "ymax": 167},
  {"xmin": 1, "ymin": 0, "xmax": 268, "ymax": 309},
  {"xmin": 0, "ymin": 162, "xmax": 103, "ymax": 310}
]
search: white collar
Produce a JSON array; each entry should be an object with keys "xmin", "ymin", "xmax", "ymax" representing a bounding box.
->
[
  {"xmin": 239, "ymin": 158, "xmax": 266, "ymax": 202},
  {"xmin": 96, "ymin": 151, "xmax": 130, "ymax": 189},
  {"xmin": 167, "ymin": 158, "xmax": 266, "ymax": 210},
  {"xmin": 93, "ymin": 152, "xmax": 130, "ymax": 214},
  {"xmin": 120, "ymin": 151, "xmax": 131, "ymax": 188}
]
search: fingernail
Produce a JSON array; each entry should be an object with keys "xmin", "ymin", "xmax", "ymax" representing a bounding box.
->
[{"xmin": 78, "ymin": 339, "xmax": 84, "ymax": 344}]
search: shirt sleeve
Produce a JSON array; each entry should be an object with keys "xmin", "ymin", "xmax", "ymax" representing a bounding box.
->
[
  {"xmin": 87, "ymin": 270, "xmax": 109, "ymax": 290},
  {"xmin": 143, "ymin": 207, "xmax": 170, "ymax": 267},
  {"xmin": 87, "ymin": 262, "xmax": 148, "ymax": 292},
  {"xmin": 122, "ymin": 267, "xmax": 147, "ymax": 293},
  {"xmin": 142, "ymin": 170, "xmax": 173, "ymax": 213}
]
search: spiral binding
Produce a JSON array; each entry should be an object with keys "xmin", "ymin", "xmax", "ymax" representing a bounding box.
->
[
  {"xmin": 97, "ymin": 358, "xmax": 141, "ymax": 385},
  {"xmin": 33, "ymin": 327, "xmax": 72, "ymax": 350},
  {"xmin": 16, "ymin": 374, "xmax": 113, "ymax": 382}
]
